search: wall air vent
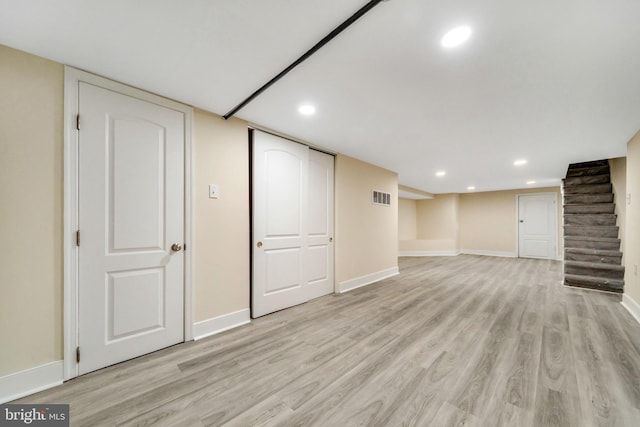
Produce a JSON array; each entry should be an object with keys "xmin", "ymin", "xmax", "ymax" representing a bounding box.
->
[{"xmin": 372, "ymin": 190, "xmax": 391, "ymax": 206}]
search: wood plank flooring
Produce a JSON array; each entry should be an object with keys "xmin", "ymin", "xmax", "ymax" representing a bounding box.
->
[{"xmin": 14, "ymin": 255, "xmax": 640, "ymax": 426}]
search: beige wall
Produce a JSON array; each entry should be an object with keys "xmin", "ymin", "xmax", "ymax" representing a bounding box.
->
[
  {"xmin": 193, "ymin": 110, "xmax": 250, "ymax": 321},
  {"xmin": 0, "ymin": 45, "xmax": 64, "ymax": 376},
  {"xmin": 625, "ymin": 131, "xmax": 640, "ymax": 304},
  {"xmin": 335, "ymin": 154, "xmax": 398, "ymax": 285},
  {"xmin": 416, "ymin": 194, "xmax": 459, "ymax": 242},
  {"xmin": 610, "ymin": 157, "xmax": 627, "ymax": 265},
  {"xmin": 398, "ymin": 198, "xmax": 417, "ymax": 240},
  {"xmin": 399, "ymin": 239, "xmax": 459, "ymax": 253},
  {"xmin": 459, "ymin": 187, "xmax": 563, "ymax": 257}
]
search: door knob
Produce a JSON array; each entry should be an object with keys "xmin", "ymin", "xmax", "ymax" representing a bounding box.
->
[
  {"xmin": 519, "ymin": 220, "xmax": 524, "ymax": 223},
  {"xmin": 171, "ymin": 243, "xmax": 183, "ymax": 252},
  {"xmin": 329, "ymin": 237, "xmax": 333, "ymax": 242},
  {"xmin": 257, "ymin": 241, "xmax": 263, "ymax": 248}
]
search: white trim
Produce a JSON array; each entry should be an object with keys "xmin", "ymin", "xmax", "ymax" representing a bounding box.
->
[
  {"xmin": 516, "ymin": 192, "xmax": 559, "ymax": 260},
  {"xmin": 460, "ymin": 249, "xmax": 517, "ymax": 258},
  {"xmin": 183, "ymin": 104, "xmax": 194, "ymax": 342},
  {"xmin": 399, "ymin": 251, "xmax": 460, "ymax": 257},
  {"xmin": 338, "ymin": 266, "xmax": 399, "ymax": 293},
  {"xmin": 63, "ymin": 67, "xmax": 194, "ymax": 380},
  {"xmin": 193, "ymin": 309, "xmax": 251, "ymax": 340},
  {"xmin": 0, "ymin": 361, "xmax": 63, "ymax": 404},
  {"xmin": 622, "ymin": 294, "xmax": 640, "ymax": 325}
]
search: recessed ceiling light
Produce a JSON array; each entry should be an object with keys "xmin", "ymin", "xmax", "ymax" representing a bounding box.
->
[
  {"xmin": 467, "ymin": 186, "xmax": 476, "ymax": 190},
  {"xmin": 527, "ymin": 180, "xmax": 536, "ymax": 185},
  {"xmin": 441, "ymin": 26, "xmax": 472, "ymax": 48},
  {"xmin": 298, "ymin": 104, "xmax": 316, "ymax": 116},
  {"xmin": 436, "ymin": 171, "xmax": 446, "ymax": 177},
  {"xmin": 514, "ymin": 159, "xmax": 528, "ymax": 166}
]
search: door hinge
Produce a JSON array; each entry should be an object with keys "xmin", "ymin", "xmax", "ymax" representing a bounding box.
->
[
  {"xmin": 76, "ymin": 347, "xmax": 80, "ymax": 363},
  {"xmin": 76, "ymin": 230, "xmax": 80, "ymax": 247},
  {"xmin": 76, "ymin": 114, "xmax": 80, "ymax": 130}
]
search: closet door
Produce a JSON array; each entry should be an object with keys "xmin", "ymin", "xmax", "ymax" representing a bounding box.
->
[
  {"xmin": 305, "ymin": 149, "xmax": 335, "ymax": 300},
  {"xmin": 252, "ymin": 131, "xmax": 335, "ymax": 317},
  {"xmin": 252, "ymin": 131, "xmax": 309, "ymax": 317}
]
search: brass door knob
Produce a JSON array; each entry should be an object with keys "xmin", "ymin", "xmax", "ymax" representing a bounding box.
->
[
  {"xmin": 329, "ymin": 237, "xmax": 333, "ymax": 242},
  {"xmin": 257, "ymin": 241, "xmax": 263, "ymax": 248},
  {"xmin": 171, "ymin": 243, "xmax": 183, "ymax": 252}
]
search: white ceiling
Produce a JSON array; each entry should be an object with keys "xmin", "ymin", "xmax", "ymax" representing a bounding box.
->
[{"xmin": 2, "ymin": 0, "xmax": 639, "ymax": 194}]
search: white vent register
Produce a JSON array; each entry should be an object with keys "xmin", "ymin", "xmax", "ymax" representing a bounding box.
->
[{"xmin": 372, "ymin": 190, "xmax": 391, "ymax": 206}]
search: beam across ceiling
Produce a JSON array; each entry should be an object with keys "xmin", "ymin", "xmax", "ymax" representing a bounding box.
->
[{"xmin": 223, "ymin": 0, "xmax": 387, "ymax": 120}]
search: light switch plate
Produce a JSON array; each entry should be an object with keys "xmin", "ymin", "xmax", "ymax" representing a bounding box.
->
[{"xmin": 209, "ymin": 184, "xmax": 219, "ymax": 199}]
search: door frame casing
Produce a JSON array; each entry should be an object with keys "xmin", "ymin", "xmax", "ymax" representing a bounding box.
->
[
  {"xmin": 515, "ymin": 192, "xmax": 559, "ymax": 260},
  {"xmin": 63, "ymin": 67, "xmax": 194, "ymax": 380}
]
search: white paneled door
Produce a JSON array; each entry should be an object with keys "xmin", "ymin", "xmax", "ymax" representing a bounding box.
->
[
  {"xmin": 518, "ymin": 193, "xmax": 557, "ymax": 260},
  {"xmin": 306, "ymin": 149, "xmax": 335, "ymax": 300},
  {"xmin": 78, "ymin": 82, "xmax": 185, "ymax": 374},
  {"xmin": 252, "ymin": 131, "xmax": 334, "ymax": 318}
]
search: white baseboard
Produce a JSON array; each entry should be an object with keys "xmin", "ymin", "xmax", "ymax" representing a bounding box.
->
[
  {"xmin": 460, "ymin": 249, "xmax": 517, "ymax": 258},
  {"xmin": 338, "ymin": 266, "xmax": 399, "ymax": 293},
  {"xmin": 399, "ymin": 250, "xmax": 460, "ymax": 257},
  {"xmin": 622, "ymin": 294, "xmax": 640, "ymax": 325},
  {"xmin": 0, "ymin": 361, "xmax": 63, "ymax": 404},
  {"xmin": 193, "ymin": 308, "xmax": 251, "ymax": 340}
]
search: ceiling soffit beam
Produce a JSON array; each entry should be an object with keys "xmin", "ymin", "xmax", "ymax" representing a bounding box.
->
[{"xmin": 223, "ymin": 0, "xmax": 387, "ymax": 120}]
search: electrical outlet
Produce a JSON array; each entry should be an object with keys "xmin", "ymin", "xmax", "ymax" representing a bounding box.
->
[{"xmin": 209, "ymin": 184, "xmax": 219, "ymax": 199}]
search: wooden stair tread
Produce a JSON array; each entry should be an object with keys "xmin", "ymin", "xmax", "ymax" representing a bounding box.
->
[
  {"xmin": 564, "ymin": 273, "xmax": 624, "ymax": 293},
  {"xmin": 563, "ymin": 193, "xmax": 614, "ymax": 203},
  {"xmin": 564, "ymin": 213, "xmax": 616, "ymax": 217},
  {"xmin": 564, "ymin": 236, "xmax": 620, "ymax": 242},
  {"xmin": 563, "ymin": 214, "xmax": 617, "ymax": 226},
  {"xmin": 565, "ymin": 165, "xmax": 610, "ymax": 177},
  {"xmin": 564, "ymin": 248, "xmax": 622, "ymax": 256},
  {"xmin": 562, "ymin": 183, "xmax": 612, "ymax": 194},
  {"xmin": 564, "ymin": 260, "xmax": 625, "ymax": 271},
  {"xmin": 563, "ymin": 204, "xmax": 616, "ymax": 214},
  {"xmin": 564, "ymin": 224, "xmax": 619, "ymax": 238},
  {"xmin": 562, "ymin": 174, "xmax": 611, "ymax": 186},
  {"xmin": 567, "ymin": 159, "xmax": 609, "ymax": 168}
]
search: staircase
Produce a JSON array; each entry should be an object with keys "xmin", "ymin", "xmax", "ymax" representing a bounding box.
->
[{"xmin": 563, "ymin": 160, "xmax": 625, "ymax": 293}]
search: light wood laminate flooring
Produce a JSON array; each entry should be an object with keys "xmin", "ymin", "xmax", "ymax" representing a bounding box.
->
[{"xmin": 15, "ymin": 255, "xmax": 640, "ymax": 426}]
